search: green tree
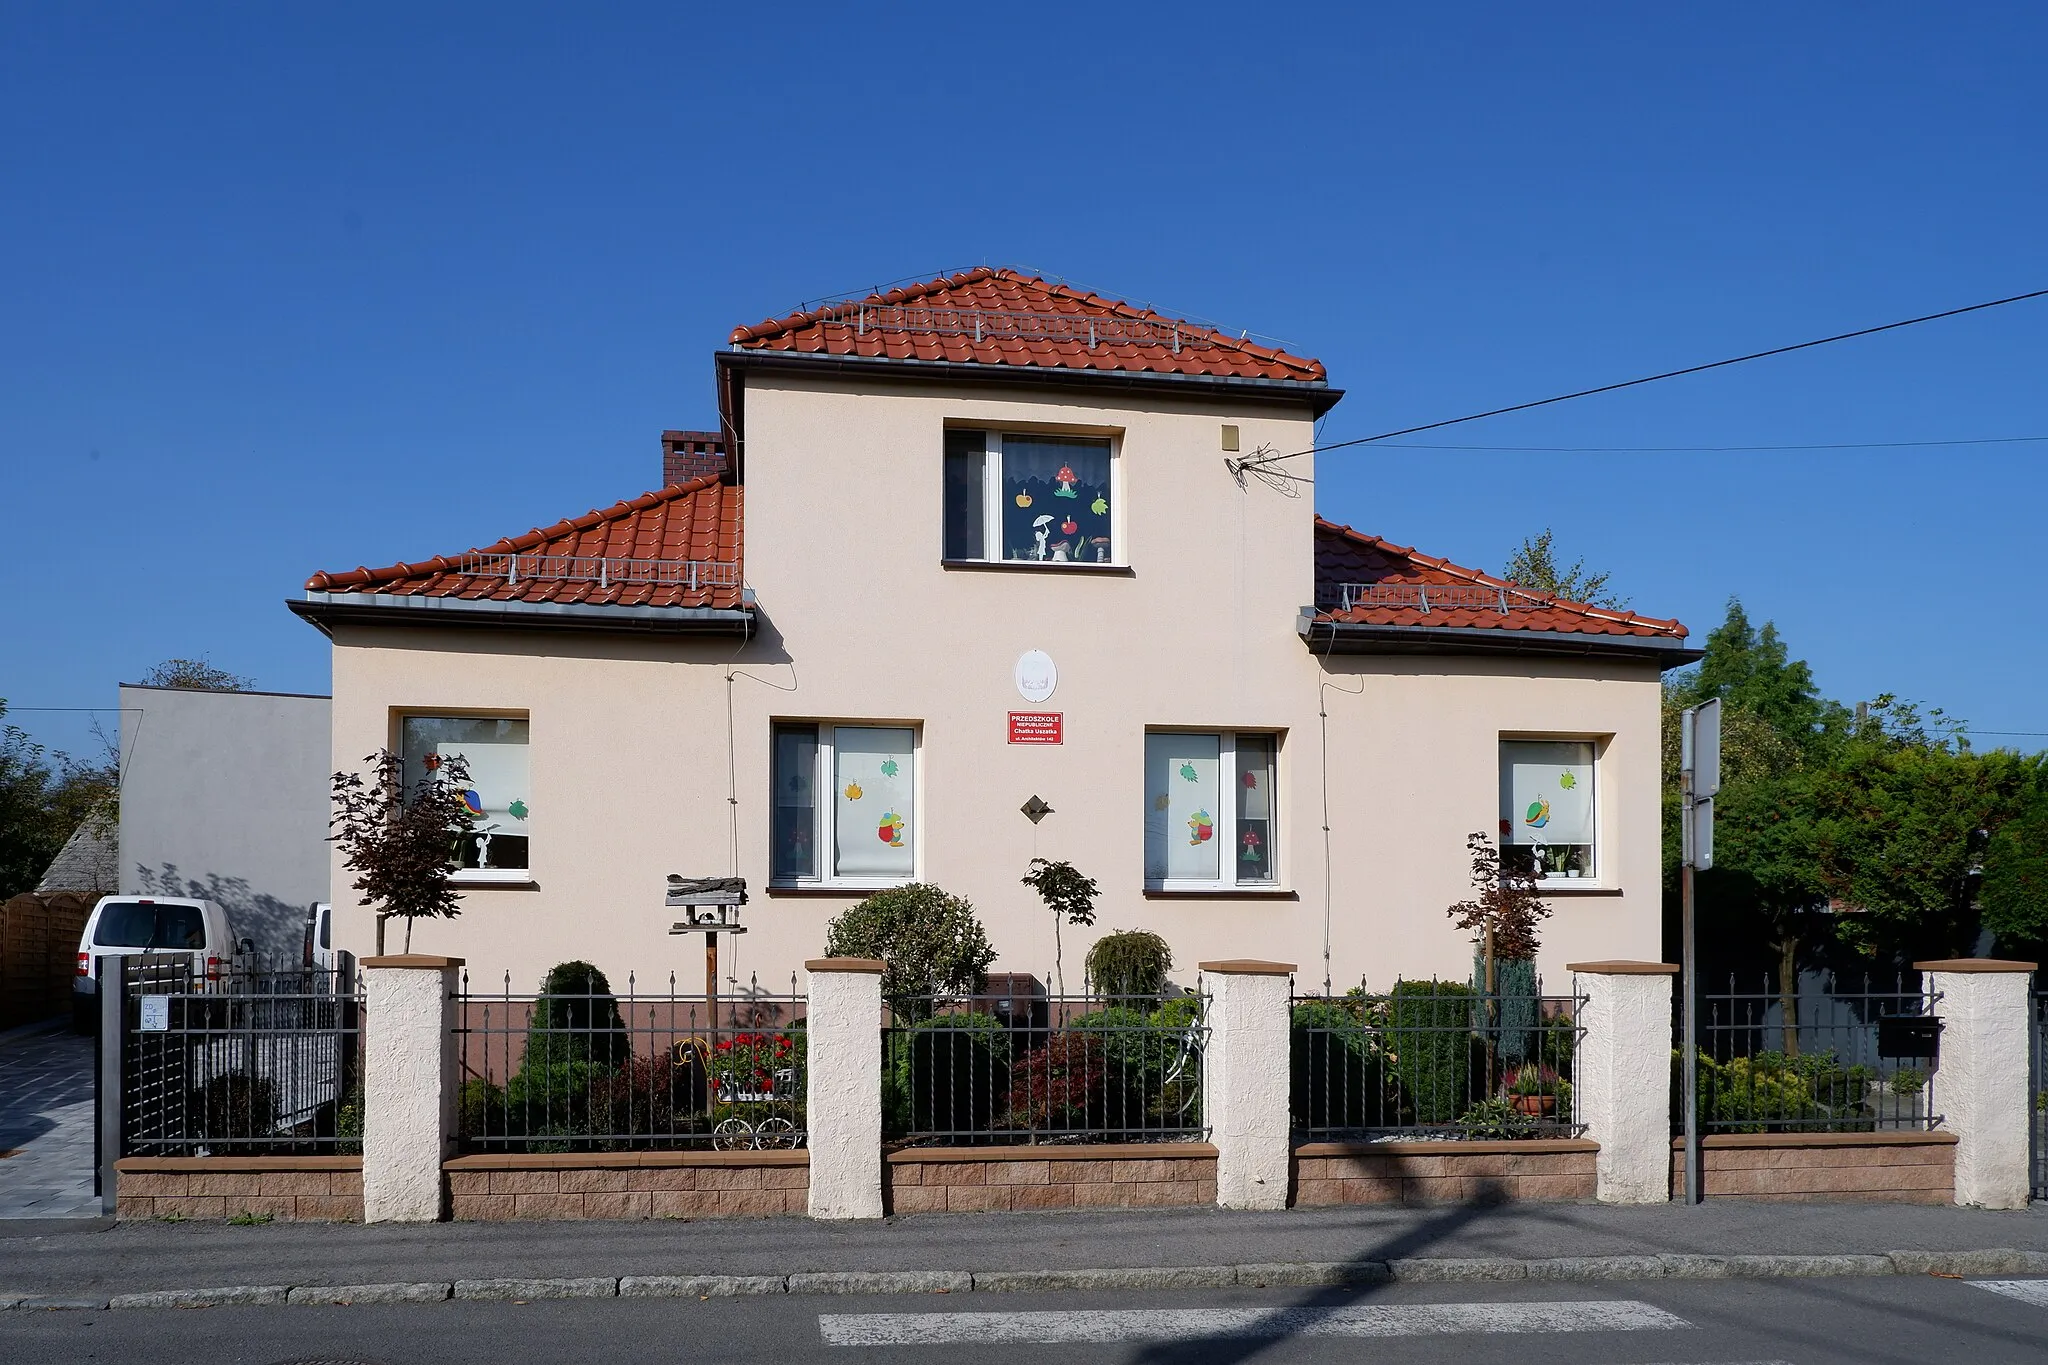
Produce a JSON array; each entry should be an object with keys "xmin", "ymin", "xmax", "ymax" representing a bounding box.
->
[
  {"xmin": 0, "ymin": 700, "xmax": 119, "ymax": 900},
  {"xmin": 1501, "ymin": 529, "xmax": 1627, "ymax": 608}
]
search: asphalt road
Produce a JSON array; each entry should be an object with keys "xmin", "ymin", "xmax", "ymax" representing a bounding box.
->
[{"xmin": 4, "ymin": 1275, "xmax": 2045, "ymax": 1364}]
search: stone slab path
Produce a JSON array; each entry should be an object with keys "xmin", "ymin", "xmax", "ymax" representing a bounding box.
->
[{"xmin": 0, "ymin": 1019, "xmax": 99, "ymax": 1218}]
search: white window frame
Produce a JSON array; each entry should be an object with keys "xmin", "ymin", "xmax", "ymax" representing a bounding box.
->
[
  {"xmin": 943, "ymin": 428, "xmax": 1123, "ymax": 568},
  {"xmin": 1143, "ymin": 729, "xmax": 1280, "ymax": 892},
  {"xmin": 1498, "ymin": 735, "xmax": 1605, "ymax": 890},
  {"xmin": 396, "ymin": 712, "xmax": 532, "ymax": 886},
  {"xmin": 770, "ymin": 722, "xmax": 922, "ymax": 890}
]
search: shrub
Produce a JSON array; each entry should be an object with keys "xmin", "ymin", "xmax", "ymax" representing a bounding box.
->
[
  {"xmin": 1889, "ymin": 1067, "xmax": 1926, "ymax": 1096},
  {"xmin": 505, "ymin": 1059, "xmax": 604, "ymax": 1143},
  {"xmin": 1290, "ymin": 998, "xmax": 1386, "ymax": 1131},
  {"xmin": 335, "ymin": 1074, "xmax": 365, "ymax": 1155},
  {"xmin": 1085, "ymin": 930, "xmax": 1173, "ymax": 999},
  {"xmin": 892, "ymin": 1012, "xmax": 1008, "ymax": 1137},
  {"xmin": 1388, "ymin": 981, "xmax": 1476, "ymax": 1124},
  {"xmin": 1003, "ymin": 1031, "xmax": 1108, "ymax": 1131},
  {"xmin": 1457, "ymin": 1095, "xmax": 1538, "ymax": 1140},
  {"xmin": 191, "ymin": 1073, "xmax": 275, "ymax": 1142},
  {"xmin": 457, "ymin": 1076, "xmax": 506, "ymax": 1143},
  {"xmin": 825, "ymin": 884, "xmax": 995, "ymax": 1021},
  {"xmin": 525, "ymin": 961, "xmax": 630, "ymax": 1070}
]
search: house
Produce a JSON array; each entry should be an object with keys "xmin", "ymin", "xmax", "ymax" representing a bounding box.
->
[
  {"xmin": 116, "ymin": 682, "xmax": 333, "ymax": 959},
  {"xmin": 292, "ymin": 267, "xmax": 1698, "ymax": 996}
]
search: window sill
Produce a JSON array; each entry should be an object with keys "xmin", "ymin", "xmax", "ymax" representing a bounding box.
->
[
  {"xmin": 1142, "ymin": 887, "xmax": 1298, "ymax": 900},
  {"xmin": 765, "ymin": 883, "xmax": 906, "ymax": 898},
  {"xmin": 1537, "ymin": 881, "xmax": 1621, "ymax": 896},
  {"xmin": 940, "ymin": 559, "xmax": 1133, "ymax": 576},
  {"xmin": 451, "ymin": 871, "xmax": 537, "ymax": 889}
]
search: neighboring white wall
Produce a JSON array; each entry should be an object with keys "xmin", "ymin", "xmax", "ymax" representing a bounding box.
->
[
  {"xmin": 1920, "ymin": 961, "xmax": 2034, "ymax": 1209},
  {"xmin": 1201, "ymin": 962, "xmax": 1294, "ymax": 1209},
  {"xmin": 119, "ymin": 683, "xmax": 331, "ymax": 958},
  {"xmin": 1571, "ymin": 962, "xmax": 1676, "ymax": 1204},
  {"xmin": 362, "ymin": 955, "xmax": 460, "ymax": 1222},
  {"xmin": 806, "ymin": 959, "xmax": 884, "ymax": 1219},
  {"xmin": 319, "ymin": 373, "xmax": 1667, "ymax": 996}
]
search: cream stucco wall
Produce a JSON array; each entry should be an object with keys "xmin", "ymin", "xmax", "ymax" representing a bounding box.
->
[{"xmin": 324, "ymin": 370, "xmax": 1667, "ymax": 998}]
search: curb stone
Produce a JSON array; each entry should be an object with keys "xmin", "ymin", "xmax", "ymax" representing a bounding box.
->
[
  {"xmin": 971, "ymin": 1267, "xmax": 1236, "ymax": 1294},
  {"xmin": 789, "ymin": 1271, "xmax": 971, "ymax": 1295},
  {"xmin": 286, "ymin": 1283, "xmax": 453, "ymax": 1305},
  {"xmin": 108, "ymin": 1286, "xmax": 290, "ymax": 1309},
  {"xmin": 454, "ymin": 1277, "xmax": 619, "ymax": 1300},
  {"xmin": 1388, "ymin": 1259, "xmax": 1528, "ymax": 1283},
  {"xmin": 18, "ymin": 1296, "xmax": 111, "ymax": 1311},
  {"xmin": 620, "ymin": 1275, "xmax": 788, "ymax": 1298},
  {"xmin": 1887, "ymin": 1249, "xmax": 2048, "ymax": 1276},
  {"xmin": 1523, "ymin": 1256, "xmax": 1667, "ymax": 1282},
  {"xmin": 1231, "ymin": 1262, "xmax": 1391, "ymax": 1288}
]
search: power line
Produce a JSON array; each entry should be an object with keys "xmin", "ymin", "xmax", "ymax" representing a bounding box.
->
[
  {"xmin": 1366, "ymin": 434, "xmax": 2048, "ymax": 454},
  {"xmin": 1267, "ymin": 286, "xmax": 2048, "ymax": 464}
]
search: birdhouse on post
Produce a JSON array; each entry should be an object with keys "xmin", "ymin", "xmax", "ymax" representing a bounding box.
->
[{"xmin": 665, "ymin": 875, "xmax": 747, "ymax": 1013}]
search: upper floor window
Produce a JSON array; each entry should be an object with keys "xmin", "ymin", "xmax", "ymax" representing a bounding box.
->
[
  {"xmin": 1499, "ymin": 738, "xmax": 1598, "ymax": 883},
  {"xmin": 1143, "ymin": 730, "xmax": 1278, "ymax": 890},
  {"xmin": 399, "ymin": 715, "xmax": 531, "ymax": 880},
  {"xmin": 772, "ymin": 722, "xmax": 917, "ymax": 887},
  {"xmin": 944, "ymin": 430, "xmax": 1115, "ymax": 565}
]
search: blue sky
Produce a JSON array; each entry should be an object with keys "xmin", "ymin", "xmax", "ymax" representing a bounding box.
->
[{"xmin": 4, "ymin": 4, "xmax": 2045, "ymax": 762}]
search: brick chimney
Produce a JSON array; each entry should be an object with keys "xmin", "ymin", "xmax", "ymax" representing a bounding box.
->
[{"xmin": 662, "ymin": 430, "xmax": 728, "ymax": 486}]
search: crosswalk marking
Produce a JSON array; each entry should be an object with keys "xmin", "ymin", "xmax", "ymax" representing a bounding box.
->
[
  {"xmin": 819, "ymin": 1299, "xmax": 1690, "ymax": 1346},
  {"xmin": 1970, "ymin": 1279, "xmax": 2048, "ymax": 1308}
]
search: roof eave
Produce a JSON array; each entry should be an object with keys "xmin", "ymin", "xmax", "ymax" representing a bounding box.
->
[
  {"xmin": 716, "ymin": 348, "xmax": 1344, "ymax": 416},
  {"xmin": 1298, "ymin": 615, "xmax": 1701, "ymax": 668},
  {"xmin": 289, "ymin": 591, "xmax": 756, "ymax": 639}
]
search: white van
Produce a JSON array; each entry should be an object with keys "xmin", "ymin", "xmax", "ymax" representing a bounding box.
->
[
  {"xmin": 72, "ymin": 896, "xmax": 245, "ymax": 1032},
  {"xmin": 301, "ymin": 901, "xmax": 335, "ymax": 977}
]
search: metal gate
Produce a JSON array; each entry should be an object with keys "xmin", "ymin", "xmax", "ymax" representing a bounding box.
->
[{"xmin": 100, "ymin": 955, "xmax": 362, "ymax": 1207}]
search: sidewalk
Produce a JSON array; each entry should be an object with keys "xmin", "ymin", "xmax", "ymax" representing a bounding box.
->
[
  {"xmin": 0, "ymin": 1019, "xmax": 97, "ymax": 1220},
  {"xmin": 4, "ymin": 1200, "xmax": 2047, "ymax": 1300}
]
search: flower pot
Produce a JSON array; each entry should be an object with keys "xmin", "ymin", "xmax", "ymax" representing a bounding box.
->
[{"xmin": 1508, "ymin": 1093, "xmax": 1557, "ymax": 1117}]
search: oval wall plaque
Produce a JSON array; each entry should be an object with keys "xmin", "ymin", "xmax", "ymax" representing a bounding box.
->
[{"xmin": 1014, "ymin": 650, "xmax": 1058, "ymax": 704}]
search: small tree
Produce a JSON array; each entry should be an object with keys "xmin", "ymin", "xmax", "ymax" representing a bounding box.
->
[
  {"xmin": 1022, "ymin": 858, "xmax": 1098, "ymax": 998},
  {"xmin": 329, "ymin": 748, "xmax": 472, "ymax": 953},
  {"xmin": 1502, "ymin": 529, "xmax": 1627, "ymax": 609},
  {"xmin": 1446, "ymin": 831, "xmax": 1552, "ymax": 1089},
  {"xmin": 823, "ymin": 883, "xmax": 995, "ymax": 1021},
  {"xmin": 142, "ymin": 657, "xmax": 255, "ymax": 691}
]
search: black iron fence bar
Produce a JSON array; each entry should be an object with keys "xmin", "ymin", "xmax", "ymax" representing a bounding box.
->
[
  {"xmin": 1288, "ymin": 987, "xmax": 1586, "ymax": 1141},
  {"xmin": 450, "ymin": 971, "xmax": 807, "ymax": 1152},
  {"xmin": 120, "ymin": 961, "xmax": 363, "ymax": 1157},
  {"xmin": 1684, "ymin": 975, "xmax": 1941, "ymax": 1134},
  {"xmin": 883, "ymin": 989, "xmax": 1207, "ymax": 1146}
]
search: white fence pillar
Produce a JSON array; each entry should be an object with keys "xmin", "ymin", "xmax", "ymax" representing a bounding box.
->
[
  {"xmin": 1918, "ymin": 959, "xmax": 2035, "ymax": 1209},
  {"xmin": 361, "ymin": 954, "xmax": 462, "ymax": 1223},
  {"xmin": 806, "ymin": 957, "xmax": 884, "ymax": 1219},
  {"xmin": 1200, "ymin": 960, "xmax": 1294, "ymax": 1210},
  {"xmin": 1569, "ymin": 961, "xmax": 1677, "ymax": 1204}
]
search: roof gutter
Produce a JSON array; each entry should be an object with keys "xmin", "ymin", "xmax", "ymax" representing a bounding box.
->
[
  {"xmin": 289, "ymin": 591, "xmax": 756, "ymax": 639},
  {"xmin": 716, "ymin": 348, "xmax": 1345, "ymax": 417},
  {"xmin": 1298, "ymin": 613, "xmax": 1702, "ymax": 668}
]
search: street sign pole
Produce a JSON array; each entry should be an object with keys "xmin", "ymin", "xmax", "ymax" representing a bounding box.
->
[{"xmin": 1680, "ymin": 699, "xmax": 1720, "ymax": 1207}]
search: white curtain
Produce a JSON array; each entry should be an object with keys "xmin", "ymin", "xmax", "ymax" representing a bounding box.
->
[
  {"xmin": 834, "ymin": 727, "xmax": 914, "ymax": 877},
  {"xmin": 1145, "ymin": 733, "xmax": 1220, "ymax": 881}
]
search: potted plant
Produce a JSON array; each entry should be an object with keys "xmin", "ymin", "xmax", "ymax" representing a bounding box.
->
[{"xmin": 1505, "ymin": 1062, "xmax": 1567, "ymax": 1117}]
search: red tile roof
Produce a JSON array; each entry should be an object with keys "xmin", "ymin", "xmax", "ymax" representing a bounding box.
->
[
  {"xmin": 730, "ymin": 267, "xmax": 1326, "ymax": 383},
  {"xmin": 306, "ymin": 476, "xmax": 745, "ymax": 610},
  {"xmin": 1313, "ymin": 518, "xmax": 1686, "ymax": 640}
]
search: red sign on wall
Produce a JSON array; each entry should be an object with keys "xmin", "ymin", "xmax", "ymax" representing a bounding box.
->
[{"xmin": 1008, "ymin": 711, "xmax": 1063, "ymax": 744}]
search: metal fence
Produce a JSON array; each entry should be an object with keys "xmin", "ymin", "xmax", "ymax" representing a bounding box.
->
[
  {"xmin": 1685, "ymin": 974, "xmax": 1941, "ymax": 1134},
  {"xmin": 2031, "ymin": 990, "xmax": 2047, "ymax": 1201},
  {"xmin": 883, "ymin": 987, "xmax": 1206, "ymax": 1146},
  {"xmin": 119, "ymin": 956, "xmax": 362, "ymax": 1156},
  {"xmin": 1290, "ymin": 982, "xmax": 1584, "ymax": 1141},
  {"xmin": 452, "ymin": 972, "xmax": 807, "ymax": 1152}
]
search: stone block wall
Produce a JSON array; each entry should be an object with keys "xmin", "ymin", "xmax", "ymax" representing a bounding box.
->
[
  {"xmin": 884, "ymin": 1144, "xmax": 1217, "ymax": 1214},
  {"xmin": 115, "ymin": 1156, "xmax": 362, "ymax": 1221},
  {"xmin": 1670, "ymin": 1132, "xmax": 1957, "ymax": 1202},
  {"xmin": 1292, "ymin": 1140, "xmax": 1598, "ymax": 1206},
  {"xmin": 445, "ymin": 1151, "xmax": 808, "ymax": 1220}
]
